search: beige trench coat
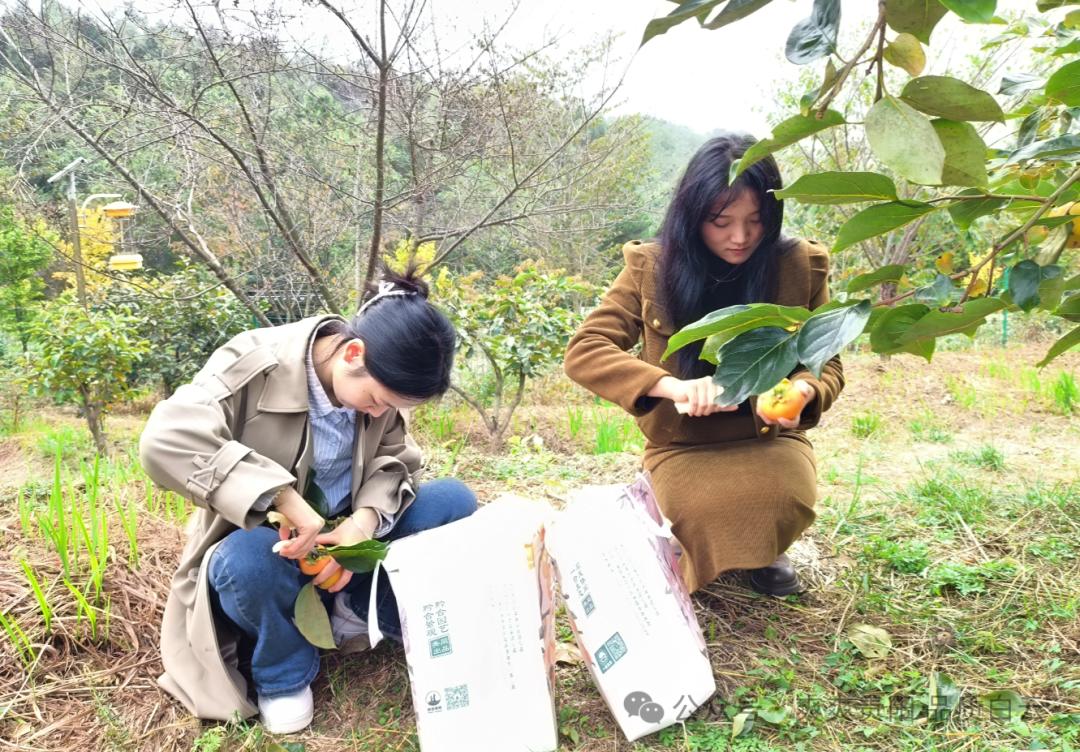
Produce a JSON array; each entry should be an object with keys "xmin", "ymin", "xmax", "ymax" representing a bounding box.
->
[
  {"xmin": 139, "ymin": 315, "xmax": 423, "ymax": 720},
  {"xmin": 564, "ymin": 240, "xmax": 845, "ymax": 591}
]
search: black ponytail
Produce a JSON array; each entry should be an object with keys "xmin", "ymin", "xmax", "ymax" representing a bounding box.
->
[{"xmin": 320, "ymin": 265, "xmax": 457, "ymax": 400}]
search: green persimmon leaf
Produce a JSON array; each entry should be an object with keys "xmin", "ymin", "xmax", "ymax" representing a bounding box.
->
[
  {"xmin": 663, "ymin": 304, "xmax": 810, "ymax": 360},
  {"xmin": 703, "ymin": 0, "xmax": 776, "ymax": 30},
  {"xmin": 795, "ymin": 300, "xmax": 872, "ymax": 377},
  {"xmin": 834, "ymin": 201, "xmax": 938, "ymax": 252},
  {"xmin": 774, "ymin": 171, "xmax": 898, "ymax": 204},
  {"xmin": 939, "ymin": 0, "xmax": 996, "ymax": 23},
  {"xmin": 1005, "ymin": 134, "xmax": 1080, "ymax": 165},
  {"xmin": 1036, "ymin": 325, "xmax": 1080, "ymax": 368},
  {"xmin": 883, "ymin": 32, "xmax": 926, "ymax": 76},
  {"xmin": 785, "ymin": 0, "xmax": 841, "ymax": 65},
  {"xmin": 712, "ymin": 327, "xmax": 800, "ymax": 406},
  {"xmin": 869, "ymin": 303, "xmax": 936, "ymax": 360},
  {"xmin": 913, "ymin": 273, "xmax": 958, "ymax": 306},
  {"xmin": 865, "ymin": 97, "xmax": 945, "ymax": 184},
  {"xmin": 324, "ymin": 539, "xmax": 389, "ymax": 574},
  {"xmin": 847, "ymin": 264, "xmax": 908, "ymax": 294},
  {"xmin": 900, "ymin": 76, "xmax": 1004, "ymax": 121},
  {"xmin": 898, "ymin": 297, "xmax": 1007, "ymax": 345},
  {"xmin": 885, "ymin": 0, "xmax": 948, "ymax": 44},
  {"xmin": 1045, "ymin": 59, "xmax": 1080, "ymax": 106},
  {"xmin": 947, "ymin": 192, "xmax": 1007, "ymax": 230},
  {"xmin": 998, "ymin": 72, "xmax": 1045, "ymax": 96},
  {"xmin": 932, "ymin": 119, "xmax": 988, "ymax": 187},
  {"xmin": 1007, "ymin": 260, "xmax": 1062, "ymax": 312},
  {"xmin": 1038, "ymin": 270, "xmax": 1067, "ymax": 312},
  {"xmin": 1037, "ymin": 0, "xmax": 1079, "ymax": 10},
  {"xmin": 641, "ymin": 0, "xmax": 725, "ymax": 44},
  {"xmin": 294, "ymin": 582, "xmax": 336, "ymax": 649},
  {"xmin": 733, "ymin": 110, "xmax": 846, "ymax": 179},
  {"xmin": 731, "ymin": 710, "xmax": 754, "ymax": 738},
  {"xmin": 1055, "ymin": 292, "xmax": 1080, "ymax": 322}
]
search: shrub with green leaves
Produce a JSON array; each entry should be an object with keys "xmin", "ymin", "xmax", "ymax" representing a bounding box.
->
[
  {"xmin": 435, "ymin": 261, "xmax": 597, "ymax": 442},
  {"xmin": 0, "ymin": 204, "xmax": 54, "ymax": 350},
  {"xmin": 23, "ymin": 295, "xmax": 149, "ymax": 454},
  {"xmin": 106, "ymin": 263, "xmax": 253, "ymax": 396}
]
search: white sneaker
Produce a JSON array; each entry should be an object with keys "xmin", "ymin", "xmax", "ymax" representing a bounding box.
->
[
  {"xmin": 330, "ymin": 591, "xmax": 370, "ymax": 653},
  {"xmin": 258, "ymin": 685, "xmax": 313, "ymax": 734}
]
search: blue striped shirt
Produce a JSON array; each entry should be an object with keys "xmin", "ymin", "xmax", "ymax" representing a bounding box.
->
[{"xmin": 306, "ymin": 333, "xmax": 394, "ymax": 535}]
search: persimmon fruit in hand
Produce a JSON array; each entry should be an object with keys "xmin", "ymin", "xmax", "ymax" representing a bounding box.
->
[
  {"xmin": 757, "ymin": 378, "xmax": 808, "ymax": 422},
  {"xmin": 299, "ymin": 553, "xmax": 342, "ymax": 590}
]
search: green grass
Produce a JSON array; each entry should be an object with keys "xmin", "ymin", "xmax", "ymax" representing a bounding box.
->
[
  {"xmin": 944, "ymin": 374, "xmax": 978, "ymax": 410},
  {"xmin": 850, "ymin": 411, "xmax": 883, "ymax": 439},
  {"xmin": 861, "ymin": 535, "xmax": 931, "ymax": 574},
  {"xmin": 950, "ymin": 444, "xmax": 1006, "ymax": 471},
  {"xmin": 907, "ymin": 409, "xmax": 953, "ymax": 443},
  {"xmin": 591, "ymin": 409, "xmax": 643, "ymax": 454},
  {"xmin": 1051, "ymin": 371, "xmax": 1079, "ymax": 415}
]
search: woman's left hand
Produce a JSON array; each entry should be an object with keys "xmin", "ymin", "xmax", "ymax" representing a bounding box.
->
[
  {"xmin": 756, "ymin": 379, "xmax": 816, "ymax": 429},
  {"xmin": 311, "ymin": 510, "xmax": 379, "ymax": 593}
]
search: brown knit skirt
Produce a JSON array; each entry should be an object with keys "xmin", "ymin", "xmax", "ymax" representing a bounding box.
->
[{"xmin": 643, "ymin": 433, "xmax": 818, "ymax": 593}]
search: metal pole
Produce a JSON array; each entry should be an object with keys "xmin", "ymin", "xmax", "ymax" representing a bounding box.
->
[
  {"xmin": 1001, "ymin": 267, "xmax": 1010, "ymax": 347},
  {"xmin": 67, "ymin": 172, "xmax": 88, "ymax": 310}
]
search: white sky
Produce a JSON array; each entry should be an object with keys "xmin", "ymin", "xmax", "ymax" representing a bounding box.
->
[
  {"xmin": 459, "ymin": 0, "xmax": 1034, "ymax": 136},
  {"xmin": 76, "ymin": 0, "xmax": 1037, "ymax": 136}
]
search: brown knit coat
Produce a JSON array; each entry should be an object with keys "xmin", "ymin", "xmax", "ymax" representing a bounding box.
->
[{"xmin": 564, "ymin": 239, "xmax": 844, "ymax": 592}]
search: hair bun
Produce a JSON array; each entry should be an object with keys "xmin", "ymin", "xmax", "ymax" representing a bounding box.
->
[{"xmin": 369, "ymin": 263, "xmax": 430, "ymax": 300}]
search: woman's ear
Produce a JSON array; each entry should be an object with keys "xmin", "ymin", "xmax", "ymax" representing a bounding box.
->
[{"xmin": 343, "ymin": 338, "xmax": 366, "ymax": 367}]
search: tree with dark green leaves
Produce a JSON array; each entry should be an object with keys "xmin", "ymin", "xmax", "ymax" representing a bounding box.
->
[
  {"xmin": 642, "ymin": 0, "xmax": 1079, "ymax": 398},
  {"xmin": 0, "ymin": 204, "xmax": 53, "ymax": 352}
]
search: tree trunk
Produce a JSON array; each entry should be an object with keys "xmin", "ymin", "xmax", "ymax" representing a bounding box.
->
[{"xmin": 79, "ymin": 387, "xmax": 108, "ymax": 456}]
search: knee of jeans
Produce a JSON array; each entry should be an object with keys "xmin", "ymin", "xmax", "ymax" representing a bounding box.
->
[
  {"xmin": 438, "ymin": 479, "xmax": 478, "ymax": 522},
  {"xmin": 209, "ymin": 527, "xmax": 278, "ymax": 587}
]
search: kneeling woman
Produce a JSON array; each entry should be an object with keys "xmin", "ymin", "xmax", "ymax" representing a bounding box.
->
[
  {"xmin": 140, "ymin": 270, "xmax": 475, "ymax": 734},
  {"xmin": 565, "ymin": 134, "xmax": 843, "ymax": 597}
]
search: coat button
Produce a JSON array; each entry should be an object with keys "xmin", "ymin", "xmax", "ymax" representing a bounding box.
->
[
  {"xmin": 652, "ymin": 318, "xmax": 661, "ymax": 328},
  {"xmin": 760, "ymin": 426, "xmax": 770, "ymax": 434}
]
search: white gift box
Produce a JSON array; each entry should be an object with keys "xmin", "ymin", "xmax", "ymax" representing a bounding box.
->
[
  {"xmin": 545, "ymin": 474, "xmax": 716, "ymax": 741},
  {"xmin": 377, "ymin": 496, "xmax": 558, "ymax": 752}
]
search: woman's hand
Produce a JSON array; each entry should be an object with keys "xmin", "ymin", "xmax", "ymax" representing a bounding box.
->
[
  {"xmin": 310, "ymin": 509, "xmax": 379, "ymax": 594},
  {"xmin": 756, "ymin": 379, "xmax": 816, "ymax": 429},
  {"xmin": 649, "ymin": 376, "xmax": 740, "ymax": 417},
  {"xmin": 273, "ymin": 488, "xmax": 325, "ymax": 561}
]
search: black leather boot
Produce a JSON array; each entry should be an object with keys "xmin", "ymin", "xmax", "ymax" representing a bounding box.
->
[{"xmin": 748, "ymin": 553, "xmax": 802, "ymax": 596}]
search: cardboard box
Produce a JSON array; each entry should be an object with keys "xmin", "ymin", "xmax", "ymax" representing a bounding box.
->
[
  {"xmin": 546, "ymin": 474, "xmax": 716, "ymax": 741},
  {"xmin": 380, "ymin": 496, "xmax": 558, "ymax": 752}
]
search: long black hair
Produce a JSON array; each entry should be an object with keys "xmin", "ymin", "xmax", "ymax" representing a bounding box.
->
[
  {"xmin": 319, "ymin": 265, "xmax": 456, "ymax": 400},
  {"xmin": 659, "ymin": 133, "xmax": 796, "ymax": 378}
]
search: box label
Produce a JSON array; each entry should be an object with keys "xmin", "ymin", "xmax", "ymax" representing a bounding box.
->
[
  {"xmin": 595, "ymin": 632, "xmax": 628, "ymax": 673},
  {"xmin": 424, "ymin": 600, "xmax": 452, "ymax": 658},
  {"xmin": 569, "ymin": 563, "xmax": 596, "ymax": 616}
]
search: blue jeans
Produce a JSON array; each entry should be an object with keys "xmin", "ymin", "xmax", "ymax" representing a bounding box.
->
[{"xmin": 207, "ymin": 478, "xmax": 477, "ymax": 697}]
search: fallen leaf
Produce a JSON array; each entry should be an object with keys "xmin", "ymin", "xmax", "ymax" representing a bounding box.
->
[{"xmin": 848, "ymin": 623, "xmax": 892, "ymax": 659}]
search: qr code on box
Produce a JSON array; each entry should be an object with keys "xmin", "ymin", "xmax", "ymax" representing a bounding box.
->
[
  {"xmin": 446, "ymin": 684, "xmax": 469, "ymax": 711},
  {"xmin": 595, "ymin": 632, "xmax": 627, "ymax": 674}
]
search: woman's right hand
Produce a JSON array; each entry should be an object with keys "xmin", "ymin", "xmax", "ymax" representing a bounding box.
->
[
  {"xmin": 273, "ymin": 488, "xmax": 325, "ymax": 560},
  {"xmin": 649, "ymin": 376, "xmax": 739, "ymax": 417}
]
